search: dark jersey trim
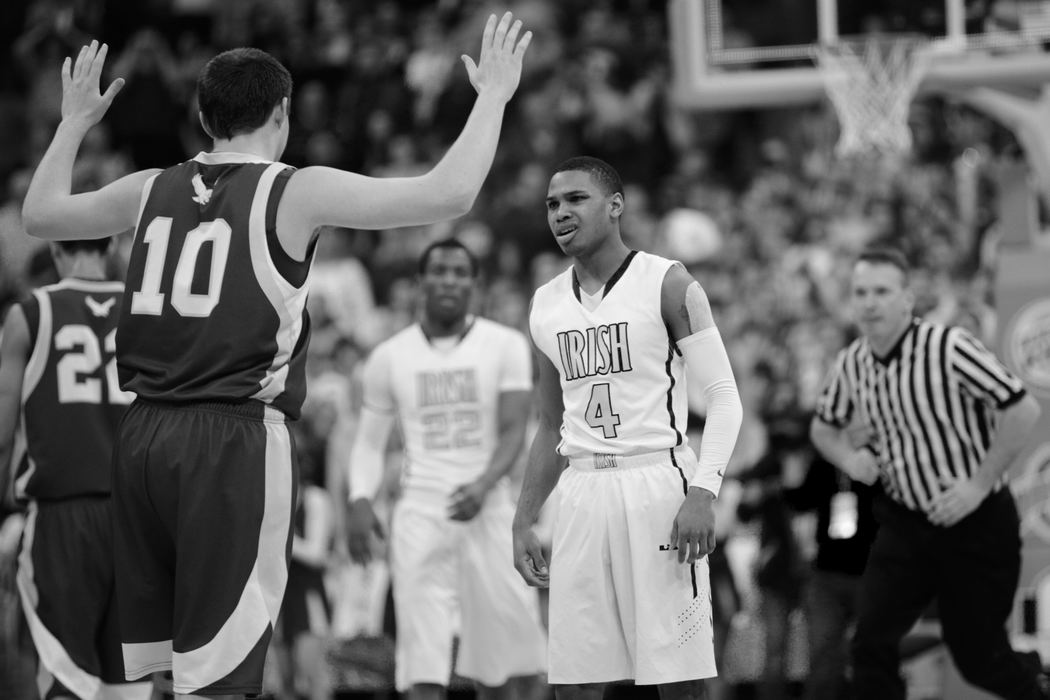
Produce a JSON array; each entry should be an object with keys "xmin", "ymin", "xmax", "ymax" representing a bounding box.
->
[
  {"xmin": 570, "ymin": 250, "xmax": 639, "ymax": 302},
  {"xmin": 264, "ymin": 167, "xmax": 311, "ymax": 288},
  {"xmin": 668, "ymin": 448, "xmax": 699, "ymax": 598},
  {"xmin": 20, "ymin": 295, "xmax": 41, "ymax": 350}
]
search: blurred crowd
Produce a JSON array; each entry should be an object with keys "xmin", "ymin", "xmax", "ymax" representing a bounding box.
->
[{"xmin": 0, "ymin": 0, "xmax": 1039, "ymax": 697}]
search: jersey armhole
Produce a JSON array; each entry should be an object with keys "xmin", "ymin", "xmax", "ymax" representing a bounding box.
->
[
  {"xmin": 19, "ymin": 295, "xmax": 41, "ymax": 349},
  {"xmin": 265, "ymin": 166, "xmax": 312, "ymax": 288}
]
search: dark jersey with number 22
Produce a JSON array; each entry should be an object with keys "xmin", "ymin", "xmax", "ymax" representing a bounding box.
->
[
  {"xmin": 14, "ymin": 279, "xmax": 133, "ymax": 500},
  {"xmin": 118, "ymin": 152, "xmax": 314, "ymax": 419}
]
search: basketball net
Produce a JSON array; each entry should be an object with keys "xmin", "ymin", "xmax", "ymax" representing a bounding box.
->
[{"xmin": 813, "ymin": 35, "xmax": 935, "ymax": 158}]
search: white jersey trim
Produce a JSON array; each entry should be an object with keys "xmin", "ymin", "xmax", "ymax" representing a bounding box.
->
[
  {"xmin": 171, "ymin": 419, "xmax": 292, "ymax": 693},
  {"xmin": 17, "ymin": 503, "xmax": 103, "ymax": 699},
  {"xmin": 15, "ymin": 290, "xmax": 53, "ymax": 500},
  {"xmin": 193, "ymin": 151, "xmax": 275, "ymax": 165},
  {"xmin": 135, "ymin": 173, "xmax": 159, "ymax": 228},
  {"xmin": 248, "ymin": 162, "xmax": 311, "ymax": 405}
]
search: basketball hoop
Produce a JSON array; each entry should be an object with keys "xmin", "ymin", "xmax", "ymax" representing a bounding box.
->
[{"xmin": 812, "ymin": 35, "xmax": 935, "ymax": 158}]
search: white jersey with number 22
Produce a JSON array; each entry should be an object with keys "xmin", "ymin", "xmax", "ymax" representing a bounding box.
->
[{"xmin": 360, "ymin": 317, "xmax": 532, "ymax": 501}]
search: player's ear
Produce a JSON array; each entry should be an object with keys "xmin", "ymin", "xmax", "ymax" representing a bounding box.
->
[
  {"xmin": 274, "ymin": 97, "xmax": 289, "ymax": 128},
  {"xmin": 198, "ymin": 111, "xmax": 214, "ymax": 139},
  {"xmin": 609, "ymin": 191, "xmax": 624, "ymax": 220}
]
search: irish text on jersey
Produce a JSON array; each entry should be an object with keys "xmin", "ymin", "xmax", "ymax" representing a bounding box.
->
[
  {"xmin": 418, "ymin": 369, "xmax": 479, "ymax": 407},
  {"xmin": 557, "ymin": 323, "xmax": 633, "ymax": 381}
]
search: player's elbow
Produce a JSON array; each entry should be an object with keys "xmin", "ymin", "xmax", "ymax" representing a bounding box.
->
[
  {"xmin": 439, "ymin": 183, "xmax": 479, "ymax": 219},
  {"xmin": 21, "ymin": 202, "xmax": 52, "ymax": 239},
  {"xmin": 419, "ymin": 171, "xmax": 480, "ymax": 219}
]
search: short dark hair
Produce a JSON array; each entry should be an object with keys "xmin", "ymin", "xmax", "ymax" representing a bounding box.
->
[
  {"xmin": 856, "ymin": 246, "xmax": 910, "ymax": 280},
  {"xmin": 552, "ymin": 156, "xmax": 623, "ymax": 197},
  {"xmin": 56, "ymin": 238, "xmax": 111, "ymax": 255},
  {"xmin": 417, "ymin": 238, "xmax": 479, "ymax": 277},
  {"xmin": 197, "ymin": 48, "xmax": 293, "ymax": 140}
]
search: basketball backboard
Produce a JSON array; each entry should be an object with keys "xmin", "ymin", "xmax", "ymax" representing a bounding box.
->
[{"xmin": 670, "ymin": 0, "xmax": 1050, "ymax": 110}]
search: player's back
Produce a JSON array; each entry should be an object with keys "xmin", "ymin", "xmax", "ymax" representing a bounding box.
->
[
  {"xmin": 14, "ymin": 279, "xmax": 133, "ymax": 501},
  {"xmin": 530, "ymin": 251, "xmax": 689, "ymax": 457},
  {"xmin": 117, "ymin": 152, "xmax": 313, "ymax": 419}
]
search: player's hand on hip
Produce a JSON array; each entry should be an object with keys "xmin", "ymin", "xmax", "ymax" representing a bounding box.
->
[
  {"xmin": 512, "ymin": 525, "xmax": 549, "ymax": 588},
  {"xmin": 60, "ymin": 40, "xmax": 124, "ymax": 129},
  {"xmin": 926, "ymin": 475, "xmax": 990, "ymax": 527},
  {"xmin": 845, "ymin": 448, "xmax": 880, "ymax": 485},
  {"xmin": 448, "ymin": 480, "xmax": 487, "ymax": 521},
  {"xmin": 669, "ymin": 487, "xmax": 717, "ymax": 564},
  {"xmin": 347, "ymin": 498, "xmax": 385, "ymax": 566},
  {"xmin": 461, "ymin": 11, "xmax": 533, "ymax": 102}
]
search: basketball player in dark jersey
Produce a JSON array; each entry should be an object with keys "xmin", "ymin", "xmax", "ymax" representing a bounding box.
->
[
  {"xmin": 0, "ymin": 238, "xmax": 147, "ymax": 700},
  {"xmin": 21, "ymin": 14, "xmax": 532, "ymax": 700}
]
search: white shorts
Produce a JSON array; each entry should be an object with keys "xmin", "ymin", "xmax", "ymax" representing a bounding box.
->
[
  {"xmin": 390, "ymin": 482, "xmax": 546, "ymax": 691},
  {"xmin": 548, "ymin": 448, "xmax": 716, "ymax": 685}
]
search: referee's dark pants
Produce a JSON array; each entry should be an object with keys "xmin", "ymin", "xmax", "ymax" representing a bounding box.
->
[{"xmin": 852, "ymin": 488, "xmax": 1044, "ymax": 700}]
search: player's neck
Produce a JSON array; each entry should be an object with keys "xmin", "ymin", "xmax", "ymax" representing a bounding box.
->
[
  {"xmin": 421, "ymin": 314, "xmax": 472, "ymax": 340},
  {"xmin": 211, "ymin": 133, "xmax": 280, "ymax": 161},
  {"xmin": 572, "ymin": 237, "xmax": 632, "ymax": 294},
  {"xmin": 63, "ymin": 258, "xmax": 108, "ymax": 282}
]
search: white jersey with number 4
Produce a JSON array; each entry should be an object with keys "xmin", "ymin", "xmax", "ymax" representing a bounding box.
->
[
  {"xmin": 530, "ymin": 251, "xmax": 689, "ymax": 458},
  {"xmin": 361, "ymin": 317, "xmax": 532, "ymax": 502}
]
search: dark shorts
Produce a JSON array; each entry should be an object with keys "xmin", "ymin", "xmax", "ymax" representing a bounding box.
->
[
  {"xmin": 17, "ymin": 497, "xmax": 127, "ymax": 698},
  {"xmin": 112, "ymin": 400, "xmax": 298, "ymax": 696}
]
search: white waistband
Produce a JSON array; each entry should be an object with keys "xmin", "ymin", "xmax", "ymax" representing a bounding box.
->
[{"xmin": 568, "ymin": 447, "xmax": 693, "ymax": 472}]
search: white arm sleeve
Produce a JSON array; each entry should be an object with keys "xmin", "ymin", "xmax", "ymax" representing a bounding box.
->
[
  {"xmin": 347, "ymin": 345, "xmax": 397, "ymax": 503},
  {"xmin": 679, "ymin": 327, "xmax": 742, "ymax": 497},
  {"xmin": 347, "ymin": 405, "xmax": 396, "ymax": 502}
]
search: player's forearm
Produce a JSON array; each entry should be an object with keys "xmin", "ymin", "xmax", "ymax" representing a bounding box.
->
[
  {"xmin": 513, "ymin": 424, "xmax": 564, "ymax": 530},
  {"xmin": 679, "ymin": 328, "xmax": 741, "ymax": 496},
  {"xmin": 809, "ymin": 418, "xmax": 857, "ymax": 471},
  {"xmin": 972, "ymin": 394, "xmax": 1042, "ymax": 492},
  {"xmin": 22, "ymin": 121, "xmax": 90, "ymax": 238},
  {"xmin": 347, "ymin": 440, "xmax": 385, "ymax": 503},
  {"xmin": 424, "ymin": 92, "xmax": 507, "ymax": 216},
  {"xmin": 347, "ymin": 407, "xmax": 394, "ymax": 502}
]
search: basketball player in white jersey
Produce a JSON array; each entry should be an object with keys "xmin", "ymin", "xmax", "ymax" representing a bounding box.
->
[
  {"xmin": 513, "ymin": 157, "xmax": 743, "ymax": 700},
  {"xmin": 347, "ymin": 238, "xmax": 546, "ymax": 700}
]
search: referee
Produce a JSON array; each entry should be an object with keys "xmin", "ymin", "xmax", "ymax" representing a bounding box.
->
[{"xmin": 810, "ymin": 247, "xmax": 1046, "ymax": 700}]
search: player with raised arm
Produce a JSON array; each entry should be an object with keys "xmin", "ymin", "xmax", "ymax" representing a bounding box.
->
[
  {"xmin": 347, "ymin": 238, "xmax": 546, "ymax": 700},
  {"xmin": 20, "ymin": 13, "xmax": 531, "ymax": 700},
  {"xmin": 512, "ymin": 157, "xmax": 743, "ymax": 700}
]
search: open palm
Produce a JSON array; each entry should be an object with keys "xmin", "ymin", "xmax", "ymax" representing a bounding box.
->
[{"xmin": 61, "ymin": 40, "xmax": 124, "ymax": 128}]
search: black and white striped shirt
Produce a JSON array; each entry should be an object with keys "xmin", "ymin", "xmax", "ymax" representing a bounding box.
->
[{"xmin": 815, "ymin": 319, "xmax": 1027, "ymax": 512}]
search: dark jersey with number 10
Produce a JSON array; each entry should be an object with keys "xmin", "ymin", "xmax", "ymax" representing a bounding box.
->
[
  {"xmin": 117, "ymin": 152, "xmax": 314, "ymax": 419},
  {"xmin": 14, "ymin": 279, "xmax": 133, "ymax": 501}
]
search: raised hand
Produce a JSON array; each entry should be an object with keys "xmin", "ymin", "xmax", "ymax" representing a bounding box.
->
[
  {"xmin": 460, "ymin": 11, "xmax": 533, "ymax": 102},
  {"xmin": 61, "ymin": 40, "xmax": 125, "ymax": 129}
]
